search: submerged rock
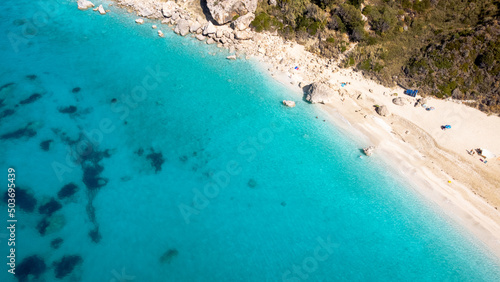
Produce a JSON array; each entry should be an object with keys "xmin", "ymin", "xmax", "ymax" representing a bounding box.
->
[
  {"xmin": 40, "ymin": 140, "xmax": 52, "ymax": 151},
  {"xmin": 53, "ymin": 255, "xmax": 83, "ymax": 279},
  {"xmin": 26, "ymin": 74, "xmax": 37, "ymax": 80},
  {"xmin": 58, "ymin": 183, "xmax": 79, "ymax": 199},
  {"xmin": 83, "ymin": 164, "xmax": 107, "ymax": 190},
  {"xmin": 304, "ymin": 82, "xmax": 334, "ymax": 104},
  {"xmin": 16, "ymin": 255, "xmax": 47, "ymax": 281},
  {"xmin": 135, "ymin": 18, "xmax": 144, "ymax": 24},
  {"xmin": 1, "ymin": 109, "xmax": 15, "ymax": 119},
  {"xmin": 19, "ymin": 93, "xmax": 42, "ymax": 105},
  {"xmin": 247, "ymin": 179, "xmax": 257, "ymax": 188},
  {"xmin": 1, "ymin": 122, "xmax": 39, "ymax": 140},
  {"xmin": 89, "ymin": 227, "xmax": 101, "ymax": 243},
  {"xmin": 160, "ymin": 249, "xmax": 179, "ymax": 264},
  {"xmin": 36, "ymin": 214, "xmax": 66, "ymax": 236},
  {"xmin": 38, "ymin": 198, "xmax": 62, "ymax": 216},
  {"xmin": 58, "ymin": 105, "xmax": 77, "ymax": 114},
  {"xmin": 72, "ymin": 87, "xmax": 81, "ymax": 93},
  {"xmin": 51, "ymin": 238, "xmax": 64, "ymax": 249},
  {"xmin": 3, "ymin": 187, "xmax": 37, "ymax": 212},
  {"xmin": 146, "ymin": 150, "xmax": 165, "ymax": 173}
]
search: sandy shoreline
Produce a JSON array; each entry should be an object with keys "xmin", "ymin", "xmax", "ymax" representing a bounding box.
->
[
  {"xmin": 255, "ymin": 58, "xmax": 500, "ymax": 259},
  {"xmin": 88, "ymin": 0, "xmax": 500, "ymax": 260}
]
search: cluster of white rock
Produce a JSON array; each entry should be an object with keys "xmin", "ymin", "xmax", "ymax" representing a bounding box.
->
[{"xmin": 77, "ymin": 0, "xmax": 109, "ymax": 15}]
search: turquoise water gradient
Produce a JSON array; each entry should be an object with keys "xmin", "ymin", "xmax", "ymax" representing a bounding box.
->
[{"xmin": 1, "ymin": 0, "xmax": 500, "ymax": 281}]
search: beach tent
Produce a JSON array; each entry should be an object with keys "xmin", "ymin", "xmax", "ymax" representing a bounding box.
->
[{"xmin": 478, "ymin": 148, "xmax": 496, "ymax": 159}]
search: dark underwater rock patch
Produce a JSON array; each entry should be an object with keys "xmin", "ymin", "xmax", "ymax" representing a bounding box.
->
[
  {"xmin": 135, "ymin": 148, "xmax": 144, "ymax": 156},
  {"xmin": 26, "ymin": 74, "xmax": 37, "ymax": 80},
  {"xmin": 38, "ymin": 198, "xmax": 62, "ymax": 216},
  {"xmin": 247, "ymin": 179, "xmax": 257, "ymax": 188},
  {"xmin": 13, "ymin": 19, "xmax": 27, "ymax": 26},
  {"xmin": 0, "ymin": 123, "xmax": 38, "ymax": 140},
  {"xmin": 58, "ymin": 106, "xmax": 77, "ymax": 114},
  {"xmin": 71, "ymin": 87, "xmax": 81, "ymax": 93},
  {"xmin": 36, "ymin": 217, "xmax": 49, "ymax": 235},
  {"xmin": 0, "ymin": 82, "xmax": 15, "ymax": 92},
  {"xmin": 51, "ymin": 238, "xmax": 63, "ymax": 249},
  {"xmin": 160, "ymin": 249, "xmax": 179, "ymax": 264},
  {"xmin": 53, "ymin": 255, "xmax": 83, "ymax": 279},
  {"xmin": 58, "ymin": 183, "xmax": 78, "ymax": 199},
  {"xmin": 36, "ymin": 214, "xmax": 65, "ymax": 236},
  {"xmin": 1, "ymin": 109, "xmax": 15, "ymax": 119},
  {"xmin": 19, "ymin": 93, "xmax": 42, "ymax": 105},
  {"xmin": 3, "ymin": 187, "xmax": 37, "ymax": 213},
  {"xmin": 146, "ymin": 149, "xmax": 165, "ymax": 173},
  {"xmin": 88, "ymin": 227, "xmax": 101, "ymax": 243},
  {"xmin": 15, "ymin": 255, "xmax": 46, "ymax": 281},
  {"xmin": 83, "ymin": 164, "xmax": 107, "ymax": 190},
  {"xmin": 40, "ymin": 139, "xmax": 52, "ymax": 151}
]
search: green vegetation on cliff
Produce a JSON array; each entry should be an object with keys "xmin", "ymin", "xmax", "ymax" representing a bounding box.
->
[{"xmin": 251, "ymin": 0, "xmax": 500, "ymax": 114}]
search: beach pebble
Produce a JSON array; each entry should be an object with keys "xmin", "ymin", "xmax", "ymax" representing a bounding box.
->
[
  {"xmin": 158, "ymin": 30, "xmax": 164, "ymax": 37},
  {"xmin": 152, "ymin": 25, "xmax": 157, "ymax": 29}
]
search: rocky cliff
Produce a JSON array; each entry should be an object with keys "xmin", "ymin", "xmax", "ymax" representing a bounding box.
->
[{"xmin": 205, "ymin": 0, "xmax": 258, "ymax": 25}]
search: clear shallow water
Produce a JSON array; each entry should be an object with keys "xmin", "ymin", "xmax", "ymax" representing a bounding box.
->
[{"xmin": 0, "ymin": 0, "xmax": 499, "ymax": 281}]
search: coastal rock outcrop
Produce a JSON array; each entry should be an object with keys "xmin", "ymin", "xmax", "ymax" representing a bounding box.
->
[
  {"xmin": 77, "ymin": 0, "xmax": 94, "ymax": 10},
  {"xmin": 162, "ymin": 1, "xmax": 179, "ymax": 18},
  {"xmin": 98, "ymin": 5, "xmax": 106, "ymax": 15},
  {"xmin": 203, "ymin": 22, "xmax": 217, "ymax": 35},
  {"xmin": 363, "ymin": 146, "xmax": 375, "ymax": 156},
  {"xmin": 375, "ymin": 105, "xmax": 390, "ymax": 116},
  {"xmin": 283, "ymin": 100, "xmax": 296, "ymax": 107},
  {"xmin": 231, "ymin": 12, "xmax": 255, "ymax": 31},
  {"xmin": 176, "ymin": 19, "xmax": 190, "ymax": 36},
  {"xmin": 234, "ymin": 31, "xmax": 252, "ymax": 40},
  {"xmin": 206, "ymin": 0, "xmax": 258, "ymax": 25},
  {"xmin": 304, "ymin": 82, "xmax": 334, "ymax": 104},
  {"xmin": 190, "ymin": 21, "xmax": 202, "ymax": 33}
]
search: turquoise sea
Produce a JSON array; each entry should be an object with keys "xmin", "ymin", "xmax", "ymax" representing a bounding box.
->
[{"xmin": 1, "ymin": 0, "xmax": 499, "ymax": 281}]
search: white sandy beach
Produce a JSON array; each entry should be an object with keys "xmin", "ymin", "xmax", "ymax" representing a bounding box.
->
[{"xmin": 99, "ymin": 0, "xmax": 500, "ymax": 258}]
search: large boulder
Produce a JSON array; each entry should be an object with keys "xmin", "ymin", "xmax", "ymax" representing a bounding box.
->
[
  {"xmin": 375, "ymin": 105, "xmax": 390, "ymax": 116},
  {"xmin": 190, "ymin": 21, "xmax": 202, "ymax": 33},
  {"xmin": 304, "ymin": 82, "xmax": 335, "ymax": 104},
  {"xmin": 77, "ymin": 0, "xmax": 94, "ymax": 10},
  {"xmin": 231, "ymin": 12, "xmax": 255, "ymax": 31},
  {"xmin": 203, "ymin": 22, "xmax": 217, "ymax": 35},
  {"xmin": 176, "ymin": 19, "xmax": 190, "ymax": 36},
  {"xmin": 392, "ymin": 97, "xmax": 405, "ymax": 106},
  {"xmin": 234, "ymin": 31, "xmax": 252, "ymax": 40},
  {"xmin": 206, "ymin": 0, "xmax": 258, "ymax": 25},
  {"xmin": 162, "ymin": 1, "xmax": 179, "ymax": 18}
]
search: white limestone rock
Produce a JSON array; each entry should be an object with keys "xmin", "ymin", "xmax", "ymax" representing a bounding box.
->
[{"xmin": 77, "ymin": 0, "xmax": 94, "ymax": 10}]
